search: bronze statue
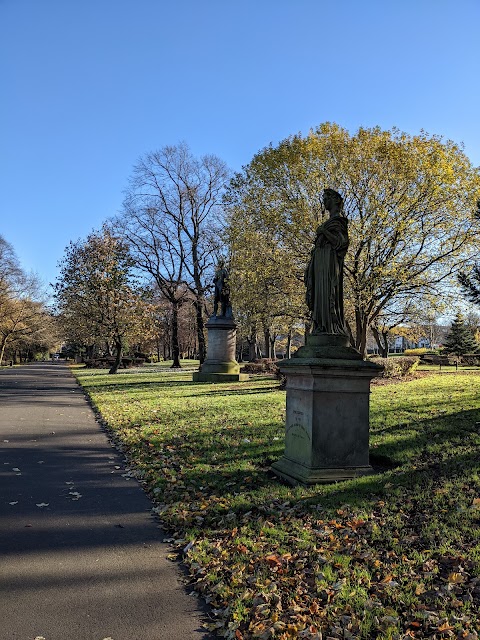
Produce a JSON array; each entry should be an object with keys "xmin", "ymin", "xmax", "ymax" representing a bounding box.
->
[
  {"xmin": 305, "ymin": 189, "xmax": 349, "ymax": 335},
  {"xmin": 213, "ymin": 260, "xmax": 232, "ymax": 317}
]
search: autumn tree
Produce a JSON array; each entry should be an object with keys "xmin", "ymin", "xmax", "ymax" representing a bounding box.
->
[
  {"xmin": 0, "ymin": 288, "xmax": 51, "ymax": 364},
  {"xmin": 0, "ymin": 238, "xmax": 57, "ymax": 364},
  {"xmin": 4, "ymin": 304, "xmax": 60, "ymax": 363},
  {"xmin": 115, "ymin": 142, "xmax": 229, "ymax": 366},
  {"xmin": 54, "ymin": 227, "xmax": 142, "ymax": 374},
  {"xmin": 226, "ymin": 183, "xmax": 306, "ymax": 360},
  {"xmin": 225, "ymin": 124, "xmax": 480, "ymax": 356},
  {"xmin": 369, "ymin": 298, "xmax": 417, "ymax": 357},
  {"xmin": 0, "ymin": 235, "xmax": 22, "ymax": 304}
]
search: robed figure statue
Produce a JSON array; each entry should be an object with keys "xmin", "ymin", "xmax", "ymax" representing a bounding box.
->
[{"xmin": 305, "ymin": 189, "xmax": 349, "ymax": 335}]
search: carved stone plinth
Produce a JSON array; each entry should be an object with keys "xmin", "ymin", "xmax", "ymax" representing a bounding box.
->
[
  {"xmin": 193, "ymin": 316, "xmax": 248, "ymax": 383},
  {"xmin": 271, "ymin": 336, "xmax": 382, "ymax": 485}
]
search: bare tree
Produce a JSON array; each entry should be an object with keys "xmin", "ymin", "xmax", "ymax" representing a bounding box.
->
[{"xmin": 115, "ymin": 142, "xmax": 229, "ymax": 366}]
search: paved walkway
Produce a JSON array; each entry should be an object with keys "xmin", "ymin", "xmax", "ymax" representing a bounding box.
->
[{"xmin": 0, "ymin": 362, "xmax": 211, "ymax": 640}]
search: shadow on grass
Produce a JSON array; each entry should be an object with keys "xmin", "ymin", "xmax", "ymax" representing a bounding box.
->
[
  {"xmin": 79, "ymin": 377, "xmax": 282, "ymax": 397},
  {"xmin": 370, "ymin": 407, "xmax": 480, "ymax": 465},
  {"xmin": 140, "ymin": 405, "xmax": 480, "ymax": 529},
  {"xmin": 80, "ymin": 379, "xmax": 197, "ymax": 391},
  {"xmin": 199, "ymin": 385, "xmax": 281, "ymax": 396}
]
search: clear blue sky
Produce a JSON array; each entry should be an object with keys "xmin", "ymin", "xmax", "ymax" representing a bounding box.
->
[{"xmin": 1, "ymin": 0, "xmax": 479, "ymax": 290}]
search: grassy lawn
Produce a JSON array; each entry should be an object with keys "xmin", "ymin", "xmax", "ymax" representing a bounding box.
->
[{"xmin": 73, "ymin": 367, "xmax": 480, "ymax": 640}]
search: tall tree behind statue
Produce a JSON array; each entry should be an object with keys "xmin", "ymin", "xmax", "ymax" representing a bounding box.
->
[
  {"xmin": 115, "ymin": 143, "xmax": 229, "ymax": 367},
  {"xmin": 226, "ymin": 124, "xmax": 480, "ymax": 355}
]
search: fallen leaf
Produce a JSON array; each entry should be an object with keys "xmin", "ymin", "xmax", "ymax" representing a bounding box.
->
[
  {"xmin": 265, "ymin": 554, "xmax": 282, "ymax": 567},
  {"xmin": 447, "ymin": 572, "xmax": 465, "ymax": 584}
]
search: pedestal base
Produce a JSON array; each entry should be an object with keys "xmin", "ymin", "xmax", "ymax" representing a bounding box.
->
[
  {"xmin": 271, "ymin": 456, "xmax": 373, "ymax": 485},
  {"xmin": 271, "ymin": 348, "xmax": 382, "ymax": 486},
  {"xmin": 193, "ymin": 315, "xmax": 248, "ymax": 383}
]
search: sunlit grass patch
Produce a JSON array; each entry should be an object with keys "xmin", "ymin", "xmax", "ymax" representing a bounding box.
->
[{"xmin": 73, "ymin": 367, "xmax": 480, "ymax": 639}]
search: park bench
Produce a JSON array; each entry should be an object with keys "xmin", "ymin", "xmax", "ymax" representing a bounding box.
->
[{"xmin": 420, "ymin": 354, "xmax": 460, "ymax": 368}]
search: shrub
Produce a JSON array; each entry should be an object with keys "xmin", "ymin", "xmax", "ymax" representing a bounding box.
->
[
  {"xmin": 404, "ymin": 348, "xmax": 427, "ymax": 356},
  {"xmin": 240, "ymin": 359, "xmax": 280, "ymax": 375},
  {"xmin": 370, "ymin": 356, "xmax": 419, "ymax": 378}
]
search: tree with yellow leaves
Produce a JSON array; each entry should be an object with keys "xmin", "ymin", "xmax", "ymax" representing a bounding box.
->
[{"xmin": 225, "ymin": 124, "xmax": 480, "ymax": 356}]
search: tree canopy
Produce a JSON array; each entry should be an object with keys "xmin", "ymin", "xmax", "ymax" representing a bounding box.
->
[
  {"xmin": 0, "ymin": 235, "xmax": 58, "ymax": 364},
  {"xmin": 225, "ymin": 123, "xmax": 480, "ymax": 355},
  {"xmin": 54, "ymin": 227, "xmax": 142, "ymax": 373}
]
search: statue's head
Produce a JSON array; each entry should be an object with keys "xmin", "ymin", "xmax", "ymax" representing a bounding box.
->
[{"xmin": 322, "ymin": 189, "xmax": 344, "ymax": 217}]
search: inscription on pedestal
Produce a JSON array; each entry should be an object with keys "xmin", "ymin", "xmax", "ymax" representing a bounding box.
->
[{"xmin": 285, "ymin": 409, "xmax": 311, "ymax": 462}]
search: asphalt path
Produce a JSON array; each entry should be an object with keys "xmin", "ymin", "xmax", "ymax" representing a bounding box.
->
[{"xmin": 0, "ymin": 362, "xmax": 211, "ymax": 640}]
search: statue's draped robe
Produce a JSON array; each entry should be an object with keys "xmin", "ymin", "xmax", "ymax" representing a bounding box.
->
[{"xmin": 305, "ymin": 216, "xmax": 349, "ymax": 335}]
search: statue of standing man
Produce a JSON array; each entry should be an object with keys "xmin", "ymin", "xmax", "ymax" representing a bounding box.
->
[
  {"xmin": 305, "ymin": 189, "xmax": 349, "ymax": 336},
  {"xmin": 213, "ymin": 260, "xmax": 232, "ymax": 317}
]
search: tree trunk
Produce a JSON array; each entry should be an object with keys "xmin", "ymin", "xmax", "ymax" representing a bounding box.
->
[
  {"xmin": 0, "ymin": 335, "xmax": 7, "ymax": 366},
  {"xmin": 372, "ymin": 326, "xmax": 389, "ymax": 358},
  {"xmin": 264, "ymin": 328, "xmax": 271, "ymax": 359},
  {"xmin": 345, "ymin": 319, "xmax": 355, "ymax": 348},
  {"xmin": 286, "ymin": 330, "xmax": 292, "ymax": 359},
  {"xmin": 247, "ymin": 335, "xmax": 257, "ymax": 362},
  {"xmin": 270, "ymin": 335, "xmax": 276, "ymax": 360},
  {"xmin": 194, "ymin": 298, "xmax": 207, "ymax": 364},
  {"xmin": 109, "ymin": 338, "xmax": 123, "ymax": 374},
  {"xmin": 171, "ymin": 302, "xmax": 181, "ymax": 368},
  {"xmin": 354, "ymin": 308, "xmax": 369, "ymax": 357}
]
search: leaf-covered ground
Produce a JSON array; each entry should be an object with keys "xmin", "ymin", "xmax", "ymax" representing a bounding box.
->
[{"xmin": 73, "ymin": 366, "xmax": 480, "ymax": 640}]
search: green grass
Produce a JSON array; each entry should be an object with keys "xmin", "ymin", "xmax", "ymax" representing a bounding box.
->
[{"xmin": 73, "ymin": 366, "xmax": 480, "ymax": 640}]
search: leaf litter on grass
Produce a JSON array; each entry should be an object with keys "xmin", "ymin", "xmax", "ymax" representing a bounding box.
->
[{"xmin": 74, "ymin": 368, "xmax": 480, "ymax": 640}]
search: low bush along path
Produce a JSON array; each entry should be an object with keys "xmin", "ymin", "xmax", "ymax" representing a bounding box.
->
[{"xmin": 74, "ymin": 366, "xmax": 480, "ymax": 640}]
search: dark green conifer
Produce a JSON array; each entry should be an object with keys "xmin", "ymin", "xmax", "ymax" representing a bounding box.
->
[{"xmin": 443, "ymin": 312, "xmax": 478, "ymax": 355}]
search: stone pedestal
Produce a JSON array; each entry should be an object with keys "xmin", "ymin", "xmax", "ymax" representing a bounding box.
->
[
  {"xmin": 271, "ymin": 334, "xmax": 382, "ymax": 485},
  {"xmin": 193, "ymin": 316, "xmax": 248, "ymax": 383}
]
